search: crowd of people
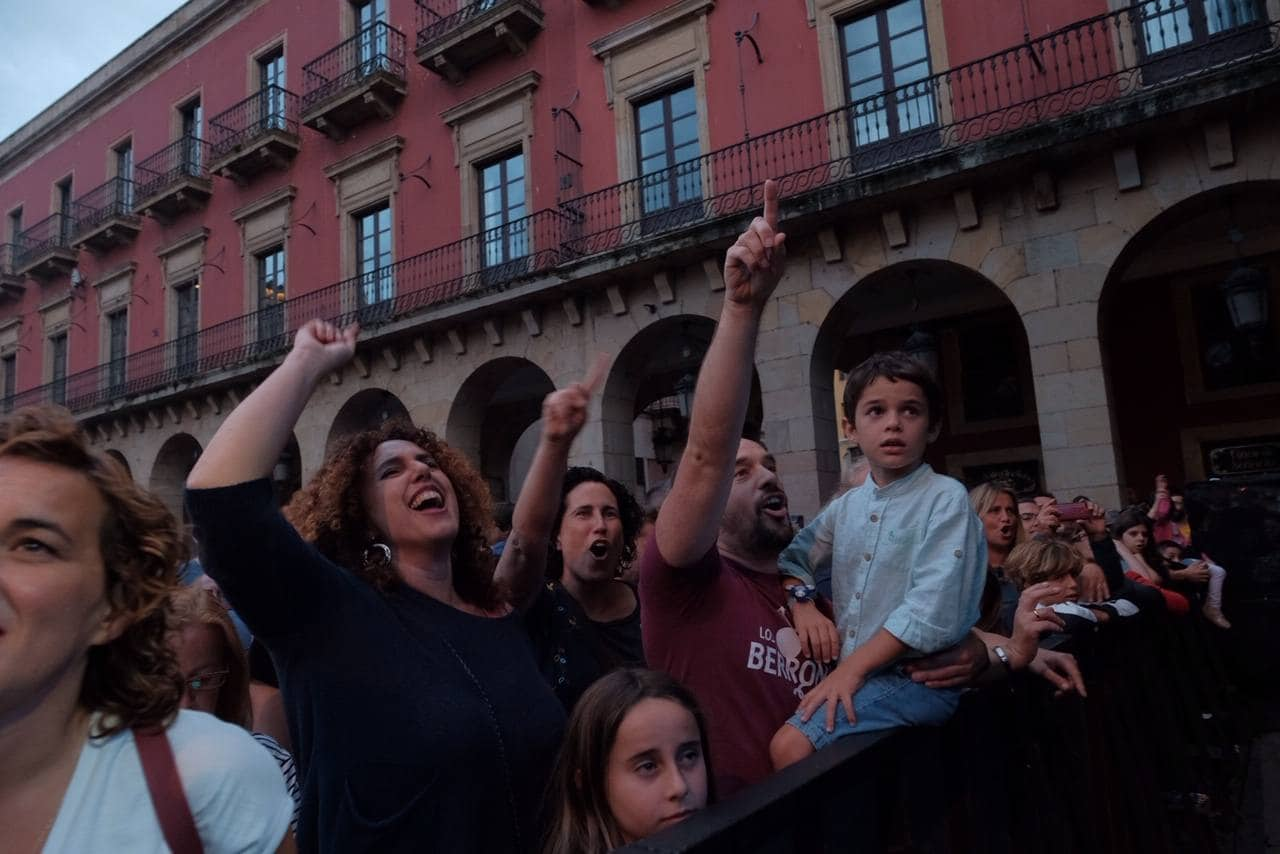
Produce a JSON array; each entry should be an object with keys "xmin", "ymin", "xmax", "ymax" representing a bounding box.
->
[{"xmin": 0, "ymin": 181, "xmax": 1232, "ymax": 853}]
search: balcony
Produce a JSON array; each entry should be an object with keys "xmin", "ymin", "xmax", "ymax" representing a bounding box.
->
[
  {"xmin": 0, "ymin": 244, "xmax": 25, "ymax": 300},
  {"xmin": 414, "ymin": 0, "xmax": 544, "ymax": 84},
  {"xmin": 14, "ymin": 213, "xmax": 77, "ymax": 279},
  {"xmin": 134, "ymin": 136, "xmax": 213, "ymax": 222},
  {"xmin": 208, "ymin": 86, "xmax": 302, "ymax": 183},
  {"xmin": 302, "ymin": 22, "xmax": 408, "ymax": 140},
  {"xmin": 71, "ymin": 176, "xmax": 141, "ymax": 252}
]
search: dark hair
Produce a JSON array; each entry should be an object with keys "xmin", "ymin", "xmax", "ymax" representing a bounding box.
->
[
  {"xmin": 547, "ymin": 467, "xmax": 644, "ymax": 581},
  {"xmin": 284, "ymin": 419, "xmax": 500, "ymax": 610},
  {"xmin": 1154, "ymin": 539, "xmax": 1186, "ymax": 556},
  {"xmin": 543, "ymin": 668, "xmax": 713, "ymax": 854},
  {"xmin": 1015, "ymin": 491, "xmax": 1040, "ymax": 505},
  {"xmin": 0, "ymin": 406, "xmax": 187, "ymax": 737},
  {"xmin": 1110, "ymin": 508, "xmax": 1172, "ymax": 580},
  {"xmin": 842, "ymin": 351, "xmax": 943, "ymax": 428}
]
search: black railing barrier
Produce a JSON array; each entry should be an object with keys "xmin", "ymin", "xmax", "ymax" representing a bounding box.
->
[
  {"xmin": 7, "ymin": 7, "xmax": 1279, "ymax": 413},
  {"xmin": 71, "ymin": 176, "xmax": 136, "ymax": 237},
  {"xmin": 302, "ymin": 21, "xmax": 407, "ymax": 112},
  {"xmin": 414, "ymin": 0, "xmax": 540, "ymax": 50},
  {"xmin": 14, "ymin": 212, "xmax": 75, "ymax": 268},
  {"xmin": 621, "ymin": 606, "xmax": 1257, "ymax": 853},
  {"xmin": 0, "ymin": 242, "xmax": 18, "ymax": 276},
  {"xmin": 208, "ymin": 86, "xmax": 301, "ymax": 158}
]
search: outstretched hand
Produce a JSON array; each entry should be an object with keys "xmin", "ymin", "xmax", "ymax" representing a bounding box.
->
[
  {"xmin": 723, "ymin": 179, "xmax": 788, "ymax": 310},
  {"xmin": 542, "ymin": 353, "xmax": 609, "ymax": 447},
  {"xmin": 291, "ymin": 319, "xmax": 359, "ymax": 377}
]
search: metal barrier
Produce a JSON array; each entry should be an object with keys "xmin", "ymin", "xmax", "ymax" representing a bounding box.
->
[
  {"xmin": 208, "ymin": 85, "xmax": 300, "ymax": 158},
  {"xmin": 135, "ymin": 135, "xmax": 211, "ymax": 200},
  {"xmin": 414, "ymin": 0, "xmax": 541, "ymax": 50},
  {"xmin": 71, "ymin": 176, "xmax": 136, "ymax": 236},
  {"xmin": 301, "ymin": 21, "xmax": 407, "ymax": 112},
  {"xmin": 14, "ymin": 212, "xmax": 75, "ymax": 269},
  {"xmin": 620, "ymin": 609, "xmax": 1249, "ymax": 853}
]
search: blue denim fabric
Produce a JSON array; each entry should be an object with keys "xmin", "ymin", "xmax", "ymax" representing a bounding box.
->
[{"xmin": 785, "ymin": 671, "xmax": 961, "ymax": 750}]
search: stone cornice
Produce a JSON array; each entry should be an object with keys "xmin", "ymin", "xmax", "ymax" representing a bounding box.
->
[{"xmin": 590, "ymin": 0, "xmax": 715, "ymax": 58}]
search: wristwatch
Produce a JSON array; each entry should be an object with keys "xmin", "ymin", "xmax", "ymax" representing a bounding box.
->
[
  {"xmin": 993, "ymin": 645, "xmax": 1013, "ymax": 675},
  {"xmin": 787, "ymin": 584, "xmax": 819, "ymax": 604}
]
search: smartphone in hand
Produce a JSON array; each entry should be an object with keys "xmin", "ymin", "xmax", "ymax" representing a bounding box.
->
[{"xmin": 1053, "ymin": 501, "xmax": 1092, "ymax": 521}]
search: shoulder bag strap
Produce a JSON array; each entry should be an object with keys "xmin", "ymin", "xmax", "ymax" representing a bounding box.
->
[{"xmin": 133, "ymin": 726, "xmax": 206, "ymax": 854}]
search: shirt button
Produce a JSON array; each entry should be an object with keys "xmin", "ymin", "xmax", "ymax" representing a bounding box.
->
[
  {"xmin": 847, "ymin": 629, "xmax": 857, "ymax": 639},
  {"xmin": 870, "ymin": 514, "xmax": 879, "ymax": 523},
  {"xmin": 864, "ymin": 553, "xmax": 873, "ymax": 562},
  {"xmin": 855, "ymin": 592, "xmax": 862, "ymax": 600}
]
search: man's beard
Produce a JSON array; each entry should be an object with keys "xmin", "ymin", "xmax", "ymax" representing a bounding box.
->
[{"xmin": 747, "ymin": 509, "xmax": 794, "ymax": 554}]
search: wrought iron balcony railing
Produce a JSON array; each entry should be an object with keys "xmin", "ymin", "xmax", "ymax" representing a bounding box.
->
[
  {"xmin": 6, "ymin": 3, "xmax": 1278, "ymax": 414},
  {"xmin": 208, "ymin": 86, "xmax": 301, "ymax": 159},
  {"xmin": 71, "ymin": 176, "xmax": 138, "ymax": 237},
  {"xmin": 0, "ymin": 243, "xmax": 18, "ymax": 277},
  {"xmin": 302, "ymin": 22, "xmax": 407, "ymax": 112},
  {"xmin": 135, "ymin": 135, "xmax": 212, "ymax": 200},
  {"xmin": 415, "ymin": 0, "xmax": 535, "ymax": 49},
  {"xmin": 14, "ymin": 213, "xmax": 76, "ymax": 270}
]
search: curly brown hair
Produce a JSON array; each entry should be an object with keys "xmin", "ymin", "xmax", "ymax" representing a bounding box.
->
[
  {"xmin": 0, "ymin": 406, "xmax": 186, "ymax": 737},
  {"xmin": 284, "ymin": 420, "xmax": 500, "ymax": 610}
]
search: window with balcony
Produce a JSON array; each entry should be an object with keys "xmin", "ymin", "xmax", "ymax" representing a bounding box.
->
[
  {"xmin": 181, "ymin": 100, "xmax": 204, "ymax": 174},
  {"xmin": 2, "ymin": 353, "xmax": 14, "ymax": 413},
  {"xmin": 175, "ymin": 281, "xmax": 199, "ymax": 376},
  {"xmin": 50, "ymin": 332, "xmax": 67, "ymax": 406},
  {"xmin": 478, "ymin": 150, "xmax": 528, "ymax": 279},
  {"xmin": 6, "ymin": 208, "xmax": 21, "ymax": 244},
  {"xmin": 839, "ymin": 0, "xmax": 936, "ymax": 149},
  {"xmin": 107, "ymin": 309, "xmax": 128, "ymax": 395},
  {"xmin": 256, "ymin": 245, "xmax": 286, "ymax": 349},
  {"xmin": 56, "ymin": 178, "xmax": 73, "ymax": 244},
  {"xmin": 115, "ymin": 142, "xmax": 134, "ymax": 209},
  {"xmin": 355, "ymin": 204, "xmax": 393, "ymax": 318},
  {"xmin": 635, "ymin": 83, "xmax": 702, "ymax": 231},
  {"xmin": 1135, "ymin": 0, "xmax": 1267, "ymax": 80},
  {"xmin": 259, "ymin": 48, "xmax": 287, "ymax": 131},
  {"xmin": 355, "ymin": 0, "xmax": 389, "ymax": 64}
]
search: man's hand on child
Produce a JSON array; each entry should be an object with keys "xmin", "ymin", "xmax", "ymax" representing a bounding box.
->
[
  {"xmin": 796, "ymin": 663, "xmax": 864, "ymax": 733},
  {"xmin": 902, "ymin": 633, "xmax": 989, "ymax": 689},
  {"xmin": 791, "ymin": 602, "xmax": 839, "ymax": 664},
  {"xmin": 1028, "ymin": 648, "xmax": 1087, "ymax": 699}
]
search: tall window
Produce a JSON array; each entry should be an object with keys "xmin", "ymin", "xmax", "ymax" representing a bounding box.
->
[
  {"xmin": 356, "ymin": 204, "xmax": 393, "ymax": 312},
  {"xmin": 115, "ymin": 142, "xmax": 134, "ymax": 210},
  {"xmin": 181, "ymin": 100, "xmax": 203, "ymax": 174},
  {"xmin": 635, "ymin": 84, "xmax": 701, "ymax": 225},
  {"xmin": 1, "ymin": 353, "xmax": 14, "ymax": 413},
  {"xmin": 1137, "ymin": 0, "xmax": 1262, "ymax": 53},
  {"xmin": 7, "ymin": 208, "xmax": 21, "ymax": 244},
  {"xmin": 257, "ymin": 246, "xmax": 286, "ymax": 347},
  {"xmin": 107, "ymin": 310, "xmax": 128, "ymax": 395},
  {"xmin": 175, "ymin": 282, "xmax": 199, "ymax": 375},
  {"xmin": 840, "ymin": 0, "xmax": 935, "ymax": 147},
  {"xmin": 354, "ymin": 0, "xmax": 389, "ymax": 68},
  {"xmin": 258, "ymin": 49, "xmax": 286, "ymax": 131},
  {"xmin": 50, "ymin": 333, "xmax": 68, "ymax": 406},
  {"xmin": 56, "ymin": 178, "xmax": 73, "ymax": 243},
  {"xmin": 478, "ymin": 150, "xmax": 527, "ymax": 271}
]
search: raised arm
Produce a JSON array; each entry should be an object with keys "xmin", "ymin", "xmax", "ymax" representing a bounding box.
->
[
  {"xmin": 497, "ymin": 355, "xmax": 608, "ymax": 611},
  {"xmin": 655, "ymin": 180, "xmax": 788, "ymax": 566},
  {"xmin": 188, "ymin": 320, "xmax": 357, "ymax": 489}
]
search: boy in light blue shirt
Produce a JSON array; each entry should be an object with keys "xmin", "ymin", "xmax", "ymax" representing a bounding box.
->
[{"xmin": 770, "ymin": 351, "xmax": 987, "ymax": 767}]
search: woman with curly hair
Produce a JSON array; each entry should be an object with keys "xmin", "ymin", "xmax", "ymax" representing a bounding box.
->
[
  {"xmin": 526, "ymin": 467, "xmax": 646, "ymax": 711},
  {"xmin": 185, "ymin": 320, "xmax": 601, "ymax": 852},
  {"xmin": 0, "ymin": 406, "xmax": 292, "ymax": 853}
]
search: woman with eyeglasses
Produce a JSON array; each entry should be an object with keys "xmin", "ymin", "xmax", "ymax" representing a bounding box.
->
[
  {"xmin": 185, "ymin": 320, "xmax": 603, "ymax": 852},
  {"xmin": 169, "ymin": 584, "xmax": 301, "ymax": 830},
  {"xmin": 0, "ymin": 406, "xmax": 293, "ymax": 853}
]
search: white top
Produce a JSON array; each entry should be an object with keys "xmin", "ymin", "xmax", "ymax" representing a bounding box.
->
[{"xmin": 43, "ymin": 710, "xmax": 293, "ymax": 854}]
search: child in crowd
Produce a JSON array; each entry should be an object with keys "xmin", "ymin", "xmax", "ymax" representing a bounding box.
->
[
  {"xmin": 1157, "ymin": 540, "xmax": 1231, "ymax": 629},
  {"xmin": 1111, "ymin": 509, "xmax": 1191, "ymax": 616},
  {"xmin": 770, "ymin": 352, "xmax": 987, "ymax": 768},
  {"xmin": 544, "ymin": 669, "xmax": 711, "ymax": 853},
  {"xmin": 1001, "ymin": 537, "xmax": 1138, "ymax": 630}
]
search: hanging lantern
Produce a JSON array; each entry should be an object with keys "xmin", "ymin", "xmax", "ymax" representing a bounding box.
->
[{"xmin": 1220, "ymin": 266, "xmax": 1269, "ymax": 332}]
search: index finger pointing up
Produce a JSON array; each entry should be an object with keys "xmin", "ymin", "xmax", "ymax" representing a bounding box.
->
[
  {"xmin": 762, "ymin": 179, "xmax": 780, "ymax": 230},
  {"xmin": 580, "ymin": 352, "xmax": 610, "ymax": 397}
]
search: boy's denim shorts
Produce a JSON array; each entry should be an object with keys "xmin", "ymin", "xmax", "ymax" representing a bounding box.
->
[{"xmin": 785, "ymin": 670, "xmax": 961, "ymax": 751}]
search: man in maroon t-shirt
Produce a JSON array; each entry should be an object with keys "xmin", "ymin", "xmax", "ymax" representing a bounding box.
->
[{"xmin": 640, "ymin": 181, "xmax": 834, "ymax": 797}]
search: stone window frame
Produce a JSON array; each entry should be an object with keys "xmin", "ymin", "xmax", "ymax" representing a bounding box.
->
[
  {"xmin": 809, "ymin": 0, "xmax": 951, "ymax": 160},
  {"xmin": 441, "ymin": 72, "xmax": 540, "ymax": 243},
  {"xmin": 94, "ymin": 262, "xmax": 137, "ymax": 367},
  {"xmin": 590, "ymin": 0, "xmax": 714, "ymax": 192},
  {"xmin": 39, "ymin": 293, "xmax": 73, "ymax": 386},
  {"xmin": 0, "ymin": 318, "xmax": 22, "ymax": 402},
  {"xmin": 156, "ymin": 228, "xmax": 210, "ymax": 343},
  {"xmin": 247, "ymin": 33, "xmax": 289, "ymax": 96},
  {"xmin": 324, "ymin": 136, "xmax": 403, "ymax": 295},
  {"xmin": 171, "ymin": 87, "xmax": 205, "ymax": 142},
  {"xmin": 341, "ymin": 0, "xmax": 392, "ymax": 40},
  {"xmin": 6, "ymin": 205, "xmax": 23, "ymax": 243},
  {"xmin": 107, "ymin": 132, "xmax": 134, "ymax": 181},
  {"xmin": 233, "ymin": 186, "xmax": 296, "ymax": 320},
  {"xmin": 51, "ymin": 173, "xmax": 75, "ymax": 220}
]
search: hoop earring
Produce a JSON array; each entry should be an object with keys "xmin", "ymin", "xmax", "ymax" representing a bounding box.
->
[{"xmin": 362, "ymin": 542, "xmax": 392, "ymax": 571}]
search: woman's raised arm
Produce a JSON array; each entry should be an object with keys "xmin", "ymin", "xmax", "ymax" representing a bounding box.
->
[{"xmin": 188, "ymin": 320, "xmax": 357, "ymax": 490}]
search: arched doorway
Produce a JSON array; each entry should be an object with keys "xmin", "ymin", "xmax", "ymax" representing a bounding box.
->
[
  {"xmin": 104, "ymin": 449, "xmax": 132, "ymax": 479},
  {"xmin": 446, "ymin": 358, "xmax": 556, "ymax": 504},
  {"xmin": 811, "ymin": 260, "xmax": 1042, "ymax": 499},
  {"xmin": 601, "ymin": 315, "xmax": 762, "ymax": 496},
  {"xmin": 325, "ymin": 388, "xmax": 412, "ymax": 459},
  {"xmin": 1100, "ymin": 181, "xmax": 1280, "ymax": 495},
  {"xmin": 150, "ymin": 433, "xmax": 203, "ymax": 523}
]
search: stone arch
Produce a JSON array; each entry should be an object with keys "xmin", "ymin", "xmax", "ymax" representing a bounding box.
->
[
  {"xmin": 150, "ymin": 433, "xmax": 203, "ymax": 523},
  {"xmin": 445, "ymin": 357, "xmax": 556, "ymax": 504},
  {"xmin": 600, "ymin": 315, "xmax": 762, "ymax": 496},
  {"xmin": 1099, "ymin": 180, "xmax": 1280, "ymax": 492},
  {"xmin": 325, "ymin": 388, "xmax": 412, "ymax": 459},
  {"xmin": 810, "ymin": 259, "xmax": 1042, "ymax": 500},
  {"xmin": 103, "ymin": 449, "xmax": 132, "ymax": 479}
]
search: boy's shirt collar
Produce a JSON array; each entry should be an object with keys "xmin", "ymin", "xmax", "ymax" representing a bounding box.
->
[{"xmin": 866, "ymin": 461, "xmax": 932, "ymax": 500}]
